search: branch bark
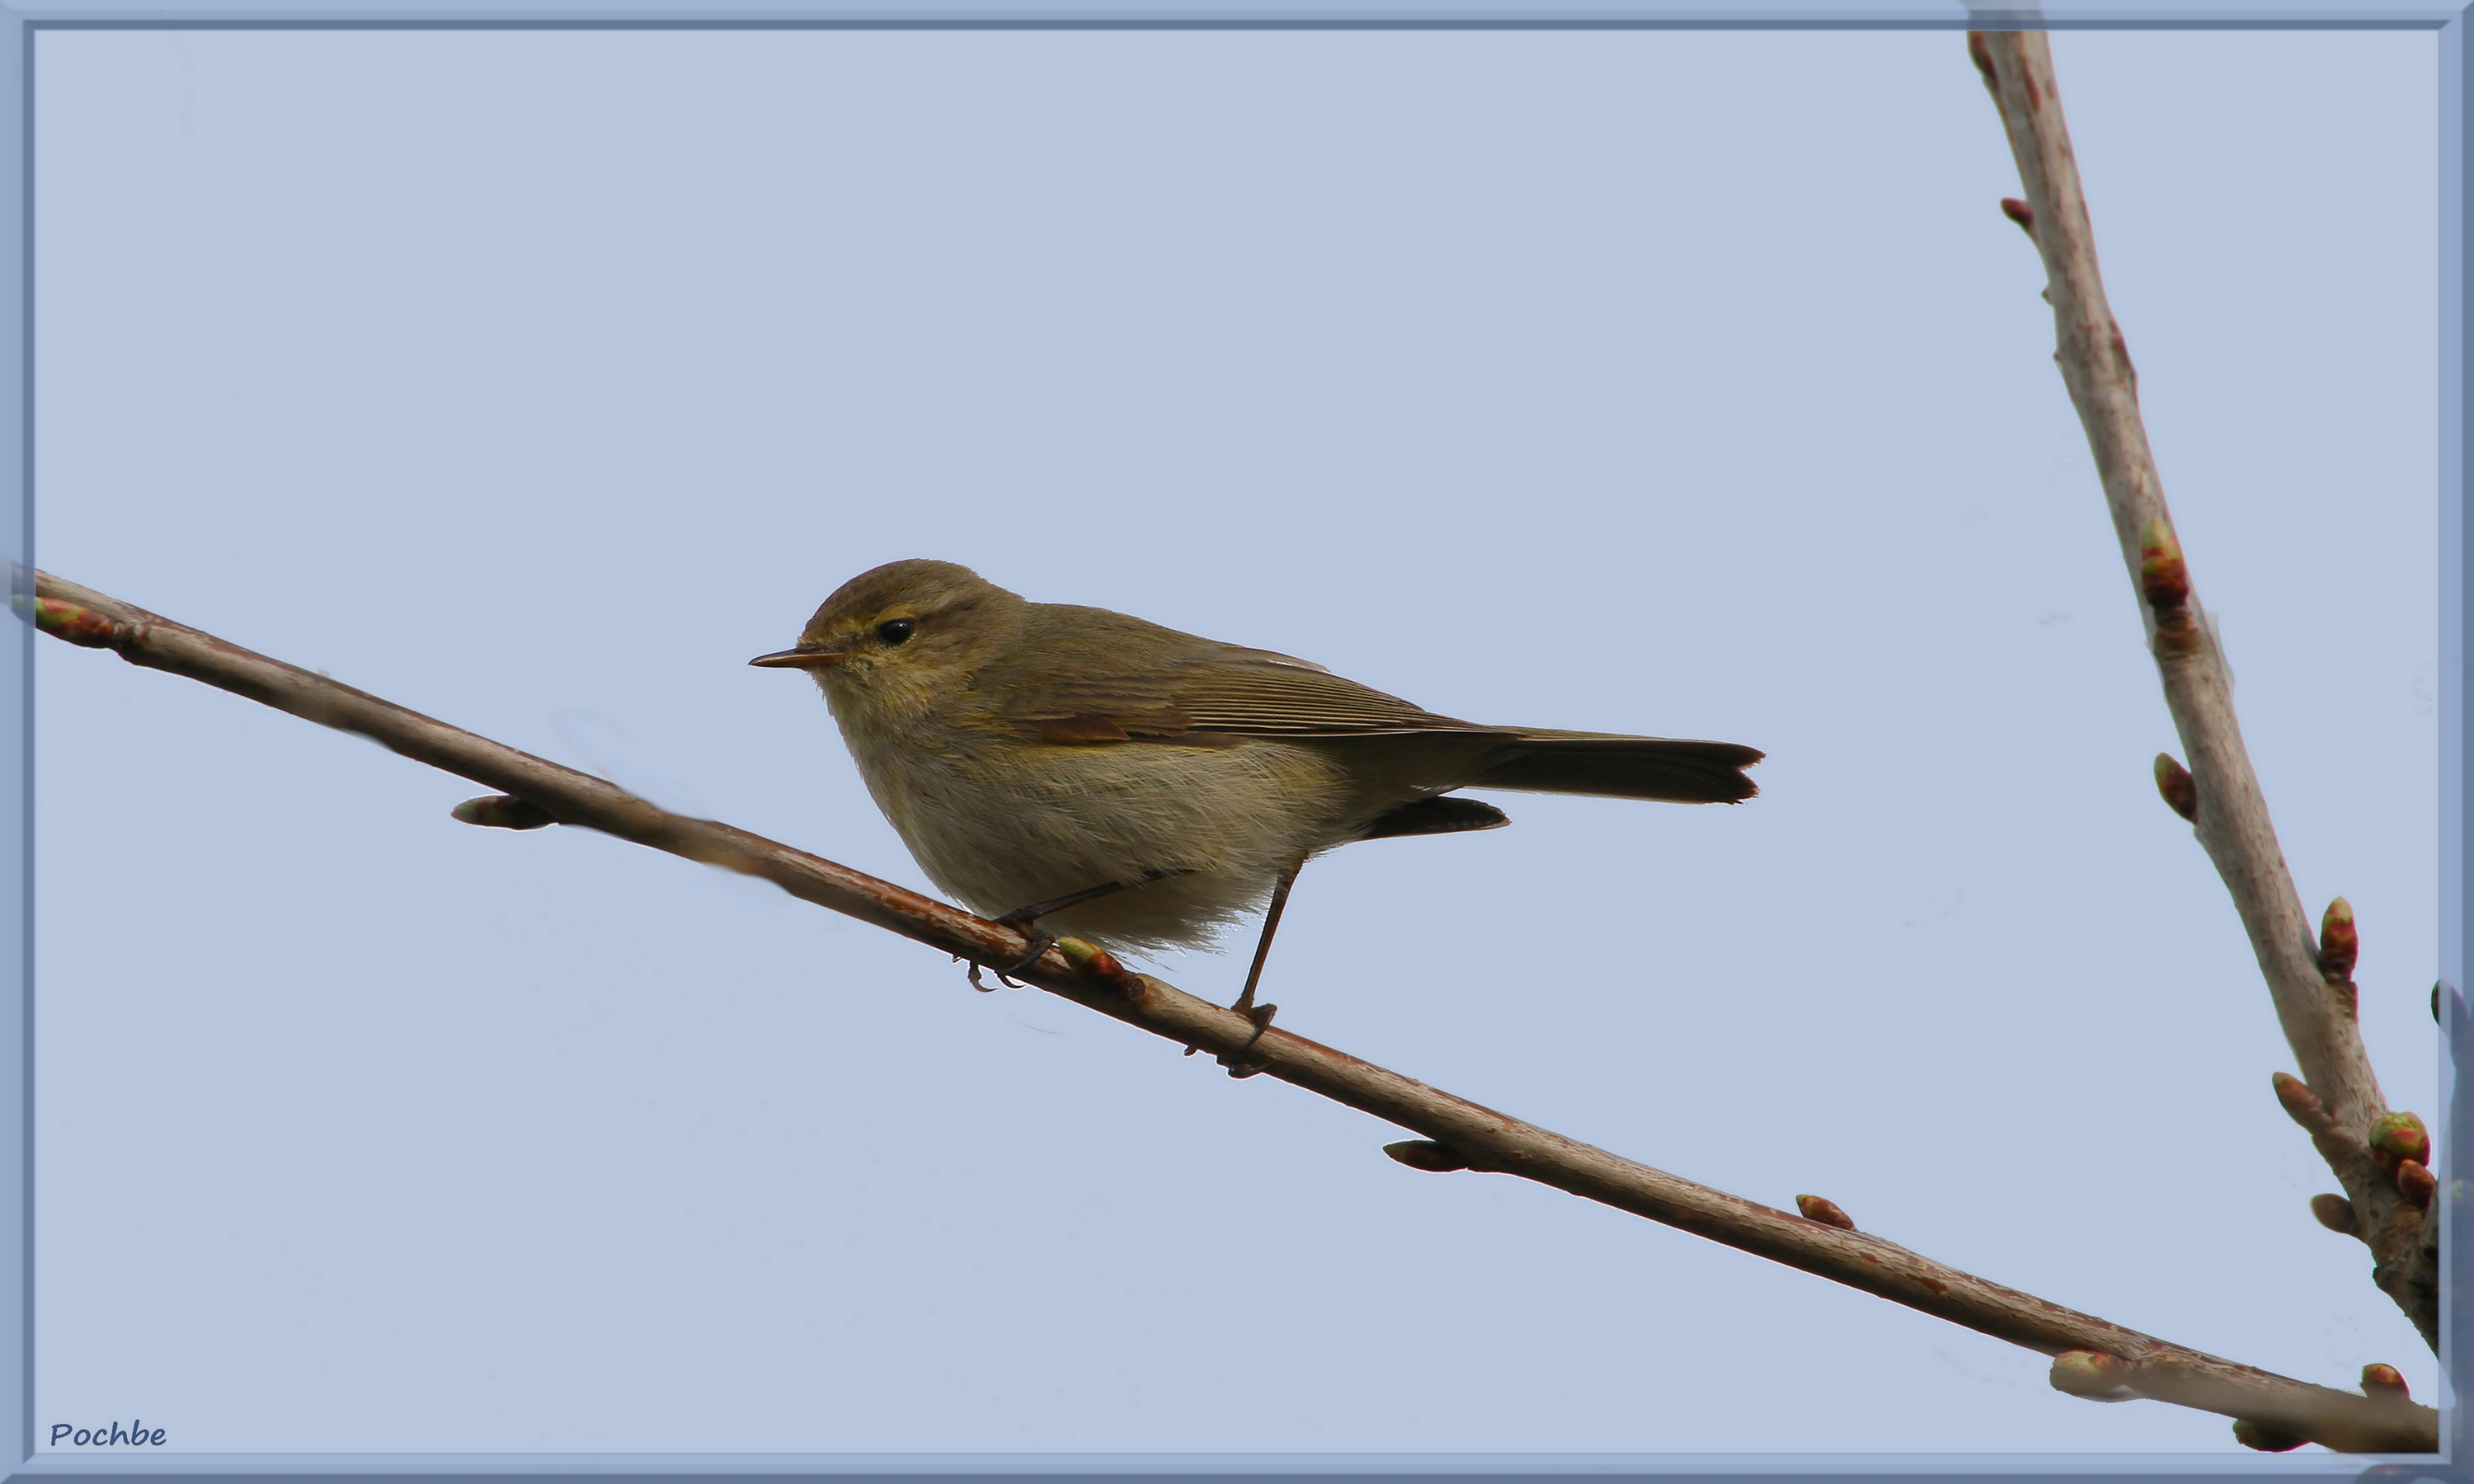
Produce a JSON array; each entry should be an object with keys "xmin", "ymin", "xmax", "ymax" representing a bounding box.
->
[
  {"xmin": 1969, "ymin": 29, "xmax": 2439, "ymax": 1350},
  {"xmin": 21, "ymin": 569, "xmax": 2435, "ymax": 1454}
]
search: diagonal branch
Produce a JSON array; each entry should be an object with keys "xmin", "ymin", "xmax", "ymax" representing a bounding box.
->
[
  {"xmin": 21, "ymin": 568, "xmax": 2435, "ymax": 1453},
  {"xmin": 1970, "ymin": 28, "xmax": 2438, "ymax": 1348}
]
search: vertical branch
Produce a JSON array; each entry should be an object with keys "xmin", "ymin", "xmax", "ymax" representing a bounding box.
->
[{"xmin": 1970, "ymin": 29, "xmax": 2435, "ymax": 1345}]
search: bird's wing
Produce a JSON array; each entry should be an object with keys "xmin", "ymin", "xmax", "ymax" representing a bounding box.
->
[
  {"xmin": 973, "ymin": 607, "xmax": 1762, "ymax": 800},
  {"xmin": 987, "ymin": 633, "xmax": 1761, "ymax": 801},
  {"xmin": 997, "ymin": 647, "xmax": 1498, "ymax": 744}
]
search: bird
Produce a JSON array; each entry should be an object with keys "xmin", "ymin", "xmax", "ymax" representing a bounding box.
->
[{"xmin": 751, "ymin": 559, "xmax": 1760, "ymax": 1059}]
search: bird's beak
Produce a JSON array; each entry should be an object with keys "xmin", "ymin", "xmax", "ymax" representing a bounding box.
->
[{"xmin": 748, "ymin": 644, "xmax": 849, "ymax": 670}]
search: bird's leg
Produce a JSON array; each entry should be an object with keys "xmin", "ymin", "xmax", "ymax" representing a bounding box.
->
[
  {"xmin": 1231, "ymin": 867, "xmax": 1296, "ymax": 1020},
  {"xmin": 985, "ymin": 881, "xmax": 1127, "ymax": 981},
  {"xmin": 1212, "ymin": 866, "xmax": 1298, "ymax": 1078},
  {"xmin": 977, "ymin": 868, "xmax": 1190, "ymax": 986}
]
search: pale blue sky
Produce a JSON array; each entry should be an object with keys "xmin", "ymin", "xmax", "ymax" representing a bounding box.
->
[{"xmin": 30, "ymin": 24, "xmax": 2442, "ymax": 1455}]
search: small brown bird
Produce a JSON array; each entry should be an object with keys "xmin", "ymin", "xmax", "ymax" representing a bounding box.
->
[{"xmin": 754, "ymin": 560, "xmax": 1760, "ymax": 1044}]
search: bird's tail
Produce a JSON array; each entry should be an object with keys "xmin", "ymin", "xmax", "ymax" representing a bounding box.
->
[{"xmin": 1467, "ymin": 730, "xmax": 1762, "ymax": 804}]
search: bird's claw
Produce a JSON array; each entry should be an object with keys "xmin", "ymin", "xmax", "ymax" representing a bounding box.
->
[
  {"xmin": 963, "ymin": 932, "xmax": 1055, "ymax": 992},
  {"xmin": 1214, "ymin": 1001, "xmax": 1278, "ymax": 1078},
  {"xmin": 998, "ymin": 932, "xmax": 1055, "ymax": 983}
]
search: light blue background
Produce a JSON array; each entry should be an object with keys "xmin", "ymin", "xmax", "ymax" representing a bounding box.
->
[{"xmin": 28, "ymin": 25, "xmax": 2442, "ymax": 1455}]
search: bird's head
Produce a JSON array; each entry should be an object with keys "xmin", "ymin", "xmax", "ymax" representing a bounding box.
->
[{"xmin": 750, "ymin": 559, "xmax": 1028, "ymax": 726}]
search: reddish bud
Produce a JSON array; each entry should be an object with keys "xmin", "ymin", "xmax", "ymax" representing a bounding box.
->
[
  {"xmin": 2138, "ymin": 520, "xmax": 2190, "ymax": 611},
  {"xmin": 2232, "ymin": 1420, "xmax": 2307, "ymax": 1453},
  {"xmin": 2397, "ymin": 1160, "xmax": 2436, "ymax": 1209},
  {"xmin": 1384, "ymin": 1139, "xmax": 1472, "ymax": 1173},
  {"xmin": 1999, "ymin": 197, "xmax": 2035, "ymax": 236},
  {"xmin": 1054, "ymin": 936, "xmax": 1135, "ymax": 991},
  {"xmin": 2319, "ymin": 898, "xmax": 2359, "ymax": 982},
  {"xmin": 2370, "ymin": 1111, "xmax": 2430, "ymax": 1175},
  {"xmin": 2048, "ymin": 1351, "xmax": 2136, "ymax": 1400},
  {"xmin": 450, "ymin": 794, "xmax": 553, "ymax": 830},
  {"xmin": 2361, "ymin": 1364, "xmax": 2410, "ymax": 1401},
  {"xmin": 29, "ymin": 597, "xmax": 122, "ymax": 649},
  {"xmin": 2153, "ymin": 754, "xmax": 2197, "ymax": 822},
  {"xmin": 1795, "ymin": 1195, "xmax": 1856, "ymax": 1230},
  {"xmin": 2272, "ymin": 1073, "xmax": 2326, "ymax": 1129},
  {"xmin": 2308, "ymin": 1193, "xmax": 2357, "ymax": 1235}
]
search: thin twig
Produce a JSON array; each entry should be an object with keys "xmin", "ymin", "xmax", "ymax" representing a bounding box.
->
[
  {"xmin": 22, "ymin": 570, "xmax": 2435, "ymax": 1453},
  {"xmin": 1970, "ymin": 29, "xmax": 2437, "ymax": 1348}
]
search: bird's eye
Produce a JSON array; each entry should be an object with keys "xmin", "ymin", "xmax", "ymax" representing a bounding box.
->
[{"xmin": 876, "ymin": 618, "xmax": 915, "ymax": 646}]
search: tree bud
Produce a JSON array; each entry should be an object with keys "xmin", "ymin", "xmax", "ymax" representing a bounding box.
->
[
  {"xmin": 450, "ymin": 795, "xmax": 554, "ymax": 830},
  {"xmin": 1054, "ymin": 936, "xmax": 1136, "ymax": 991},
  {"xmin": 30, "ymin": 597, "xmax": 122, "ymax": 648},
  {"xmin": 2152, "ymin": 754, "xmax": 2197, "ymax": 821},
  {"xmin": 2049, "ymin": 1351, "xmax": 2135, "ymax": 1400},
  {"xmin": 2271, "ymin": 1072, "xmax": 2325, "ymax": 1129},
  {"xmin": 1384, "ymin": 1140, "xmax": 1472, "ymax": 1173},
  {"xmin": 1794, "ymin": 1195, "xmax": 1856, "ymax": 1230},
  {"xmin": 2319, "ymin": 898, "xmax": 2358, "ymax": 982},
  {"xmin": 2369, "ymin": 1111, "xmax": 2430, "ymax": 1175},
  {"xmin": 2308, "ymin": 1194, "xmax": 2356, "ymax": 1235},
  {"xmin": 2397, "ymin": 1160, "xmax": 2436, "ymax": 1209},
  {"xmin": 2231, "ymin": 1420, "xmax": 2305, "ymax": 1453},
  {"xmin": 2138, "ymin": 521, "xmax": 2190, "ymax": 611}
]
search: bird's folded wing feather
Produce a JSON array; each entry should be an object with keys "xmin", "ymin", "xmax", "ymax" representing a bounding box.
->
[
  {"xmin": 981, "ymin": 613, "xmax": 1761, "ymax": 805},
  {"xmin": 996, "ymin": 647, "xmax": 1498, "ymax": 743}
]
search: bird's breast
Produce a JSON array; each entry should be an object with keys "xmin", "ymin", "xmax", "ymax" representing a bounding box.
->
[{"xmin": 833, "ymin": 717, "xmax": 1371, "ymax": 953}]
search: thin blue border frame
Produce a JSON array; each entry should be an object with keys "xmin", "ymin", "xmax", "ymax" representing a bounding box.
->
[{"xmin": 0, "ymin": 3, "xmax": 2460, "ymax": 1480}]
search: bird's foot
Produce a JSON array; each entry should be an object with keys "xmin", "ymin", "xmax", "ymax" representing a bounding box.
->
[
  {"xmin": 1184, "ymin": 998, "xmax": 1277, "ymax": 1077},
  {"xmin": 992, "ymin": 931, "xmax": 1056, "ymax": 988},
  {"xmin": 963, "ymin": 928, "xmax": 1056, "ymax": 992},
  {"xmin": 987, "ymin": 904, "xmax": 1065, "ymax": 987},
  {"xmin": 1192, "ymin": 865, "xmax": 1296, "ymax": 1076},
  {"xmin": 976, "ymin": 871, "xmax": 1189, "ymax": 989}
]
